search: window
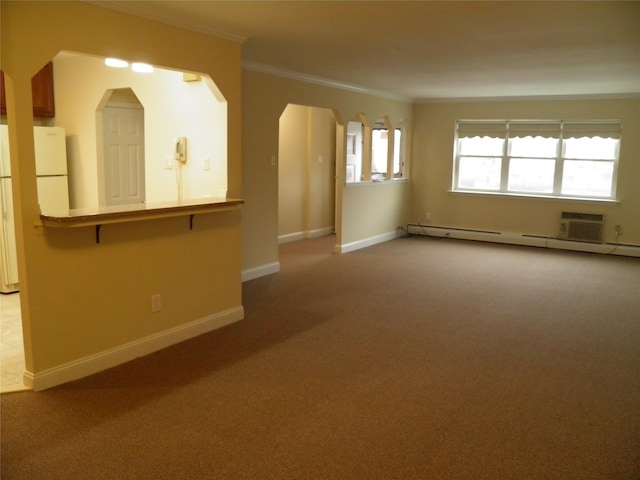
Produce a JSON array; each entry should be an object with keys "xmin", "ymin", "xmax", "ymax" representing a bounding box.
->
[{"xmin": 453, "ymin": 120, "xmax": 621, "ymax": 200}]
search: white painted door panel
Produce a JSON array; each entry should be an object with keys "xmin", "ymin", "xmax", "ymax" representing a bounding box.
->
[{"xmin": 103, "ymin": 106, "xmax": 145, "ymax": 206}]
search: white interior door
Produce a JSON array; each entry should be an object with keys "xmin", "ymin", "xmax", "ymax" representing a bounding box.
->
[{"xmin": 102, "ymin": 105, "xmax": 145, "ymax": 206}]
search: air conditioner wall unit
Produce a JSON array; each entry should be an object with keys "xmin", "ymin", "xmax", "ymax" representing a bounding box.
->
[{"xmin": 558, "ymin": 212, "xmax": 604, "ymax": 243}]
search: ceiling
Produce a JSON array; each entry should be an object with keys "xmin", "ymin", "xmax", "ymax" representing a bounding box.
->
[{"xmin": 94, "ymin": 1, "xmax": 640, "ymax": 102}]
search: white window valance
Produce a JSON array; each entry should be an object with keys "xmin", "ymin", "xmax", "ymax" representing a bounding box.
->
[
  {"xmin": 562, "ymin": 122, "xmax": 621, "ymax": 139},
  {"xmin": 457, "ymin": 120, "xmax": 621, "ymax": 140}
]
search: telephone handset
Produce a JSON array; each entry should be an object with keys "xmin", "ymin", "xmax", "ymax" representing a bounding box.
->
[{"xmin": 174, "ymin": 137, "xmax": 187, "ymax": 164}]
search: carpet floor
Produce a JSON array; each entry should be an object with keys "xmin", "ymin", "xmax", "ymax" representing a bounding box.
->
[{"xmin": 1, "ymin": 235, "xmax": 639, "ymax": 479}]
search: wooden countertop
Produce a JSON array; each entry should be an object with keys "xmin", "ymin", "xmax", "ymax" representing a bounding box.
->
[{"xmin": 40, "ymin": 198, "xmax": 244, "ymax": 228}]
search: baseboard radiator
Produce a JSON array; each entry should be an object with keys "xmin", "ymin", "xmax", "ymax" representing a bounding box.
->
[
  {"xmin": 405, "ymin": 219, "xmax": 640, "ymax": 257},
  {"xmin": 558, "ymin": 212, "xmax": 604, "ymax": 243}
]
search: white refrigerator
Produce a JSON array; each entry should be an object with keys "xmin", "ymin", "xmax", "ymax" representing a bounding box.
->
[{"xmin": 0, "ymin": 125, "xmax": 70, "ymax": 293}]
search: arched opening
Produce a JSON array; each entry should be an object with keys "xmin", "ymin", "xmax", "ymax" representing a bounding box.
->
[{"xmin": 278, "ymin": 104, "xmax": 337, "ymax": 251}]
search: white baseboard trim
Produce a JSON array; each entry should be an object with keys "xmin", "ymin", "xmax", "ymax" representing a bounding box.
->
[
  {"xmin": 278, "ymin": 227, "xmax": 334, "ymax": 244},
  {"xmin": 338, "ymin": 230, "xmax": 399, "ymax": 254},
  {"xmin": 407, "ymin": 225, "xmax": 640, "ymax": 257},
  {"xmin": 24, "ymin": 306, "xmax": 245, "ymax": 391},
  {"xmin": 242, "ymin": 261, "xmax": 280, "ymax": 282},
  {"xmin": 307, "ymin": 227, "xmax": 334, "ymax": 238},
  {"xmin": 278, "ymin": 232, "xmax": 305, "ymax": 244}
]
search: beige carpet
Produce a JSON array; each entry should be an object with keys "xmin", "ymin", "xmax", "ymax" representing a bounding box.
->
[{"xmin": 1, "ymin": 235, "xmax": 639, "ymax": 479}]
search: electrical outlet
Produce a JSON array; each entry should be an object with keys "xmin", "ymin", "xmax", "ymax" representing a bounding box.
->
[
  {"xmin": 151, "ymin": 294, "xmax": 162, "ymax": 313},
  {"xmin": 425, "ymin": 212, "xmax": 431, "ymax": 222},
  {"xmin": 615, "ymin": 224, "xmax": 622, "ymax": 235}
]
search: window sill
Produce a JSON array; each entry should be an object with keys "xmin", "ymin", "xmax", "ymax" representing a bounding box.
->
[
  {"xmin": 449, "ymin": 190, "xmax": 620, "ymax": 204},
  {"xmin": 346, "ymin": 178, "xmax": 409, "ymax": 187}
]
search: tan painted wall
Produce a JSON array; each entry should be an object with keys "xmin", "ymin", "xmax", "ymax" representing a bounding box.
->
[
  {"xmin": 1, "ymin": 1, "xmax": 242, "ymax": 382},
  {"xmin": 342, "ymin": 181, "xmax": 412, "ymax": 246},
  {"xmin": 242, "ymin": 69, "xmax": 412, "ymax": 270},
  {"xmin": 411, "ymin": 99, "xmax": 640, "ymax": 245}
]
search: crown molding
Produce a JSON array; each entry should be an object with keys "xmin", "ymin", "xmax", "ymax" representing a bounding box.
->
[
  {"xmin": 414, "ymin": 92, "xmax": 640, "ymax": 104},
  {"xmin": 86, "ymin": 1, "xmax": 247, "ymax": 43},
  {"xmin": 241, "ymin": 61, "xmax": 412, "ymax": 103}
]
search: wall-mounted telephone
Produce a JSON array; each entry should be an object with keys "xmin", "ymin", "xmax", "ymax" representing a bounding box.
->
[{"xmin": 174, "ymin": 136, "xmax": 187, "ymax": 164}]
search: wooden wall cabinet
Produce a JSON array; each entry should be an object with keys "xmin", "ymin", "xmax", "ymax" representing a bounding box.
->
[{"xmin": 0, "ymin": 62, "xmax": 55, "ymax": 118}]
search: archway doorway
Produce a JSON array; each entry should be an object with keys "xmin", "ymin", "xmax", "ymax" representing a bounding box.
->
[{"xmin": 278, "ymin": 104, "xmax": 337, "ymax": 251}]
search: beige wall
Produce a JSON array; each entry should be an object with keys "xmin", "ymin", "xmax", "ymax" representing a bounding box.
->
[
  {"xmin": 342, "ymin": 181, "xmax": 411, "ymax": 246},
  {"xmin": 1, "ymin": 1, "xmax": 242, "ymax": 387},
  {"xmin": 411, "ymin": 99, "xmax": 640, "ymax": 245},
  {"xmin": 53, "ymin": 52, "xmax": 228, "ymax": 209},
  {"xmin": 242, "ymin": 69, "xmax": 412, "ymax": 271}
]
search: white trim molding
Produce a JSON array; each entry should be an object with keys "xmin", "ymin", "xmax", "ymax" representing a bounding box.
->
[
  {"xmin": 24, "ymin": 306, "xmax": 245, "ymax": 391},
  {"xmin": 415, "ymin": 93, "xmax": 640, "ymax": 104},
  {"xmin": 87, "ymin": 1, "xmax": 247, "ymax": 42},
  {"xmin": 338, "ymin": 230, "xmax": 400, "ymax": 254},
  {"xmin": 242, "ymin": 61, "xmax": 411, "ymax": 103},
  {"xmin": 278, "ymin": 232, "xmax": 306, "ymax": 244},
  {"xmin": 242, "ymin": 262, "xmax": 280, "ymax": 282},
  {"xmin": 278, "ymin": 227, "xmax": 334, "ymax": 244}
]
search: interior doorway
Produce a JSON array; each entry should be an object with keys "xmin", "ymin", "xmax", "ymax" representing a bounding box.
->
[{"xmin": 278, "ymin": 104, "xmax": 337, "ymax": 251}]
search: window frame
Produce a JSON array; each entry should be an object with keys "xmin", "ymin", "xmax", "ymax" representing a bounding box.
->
[{"xmin": 452, "ymin": 120, "xmax": 621, "ymax": 201}]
